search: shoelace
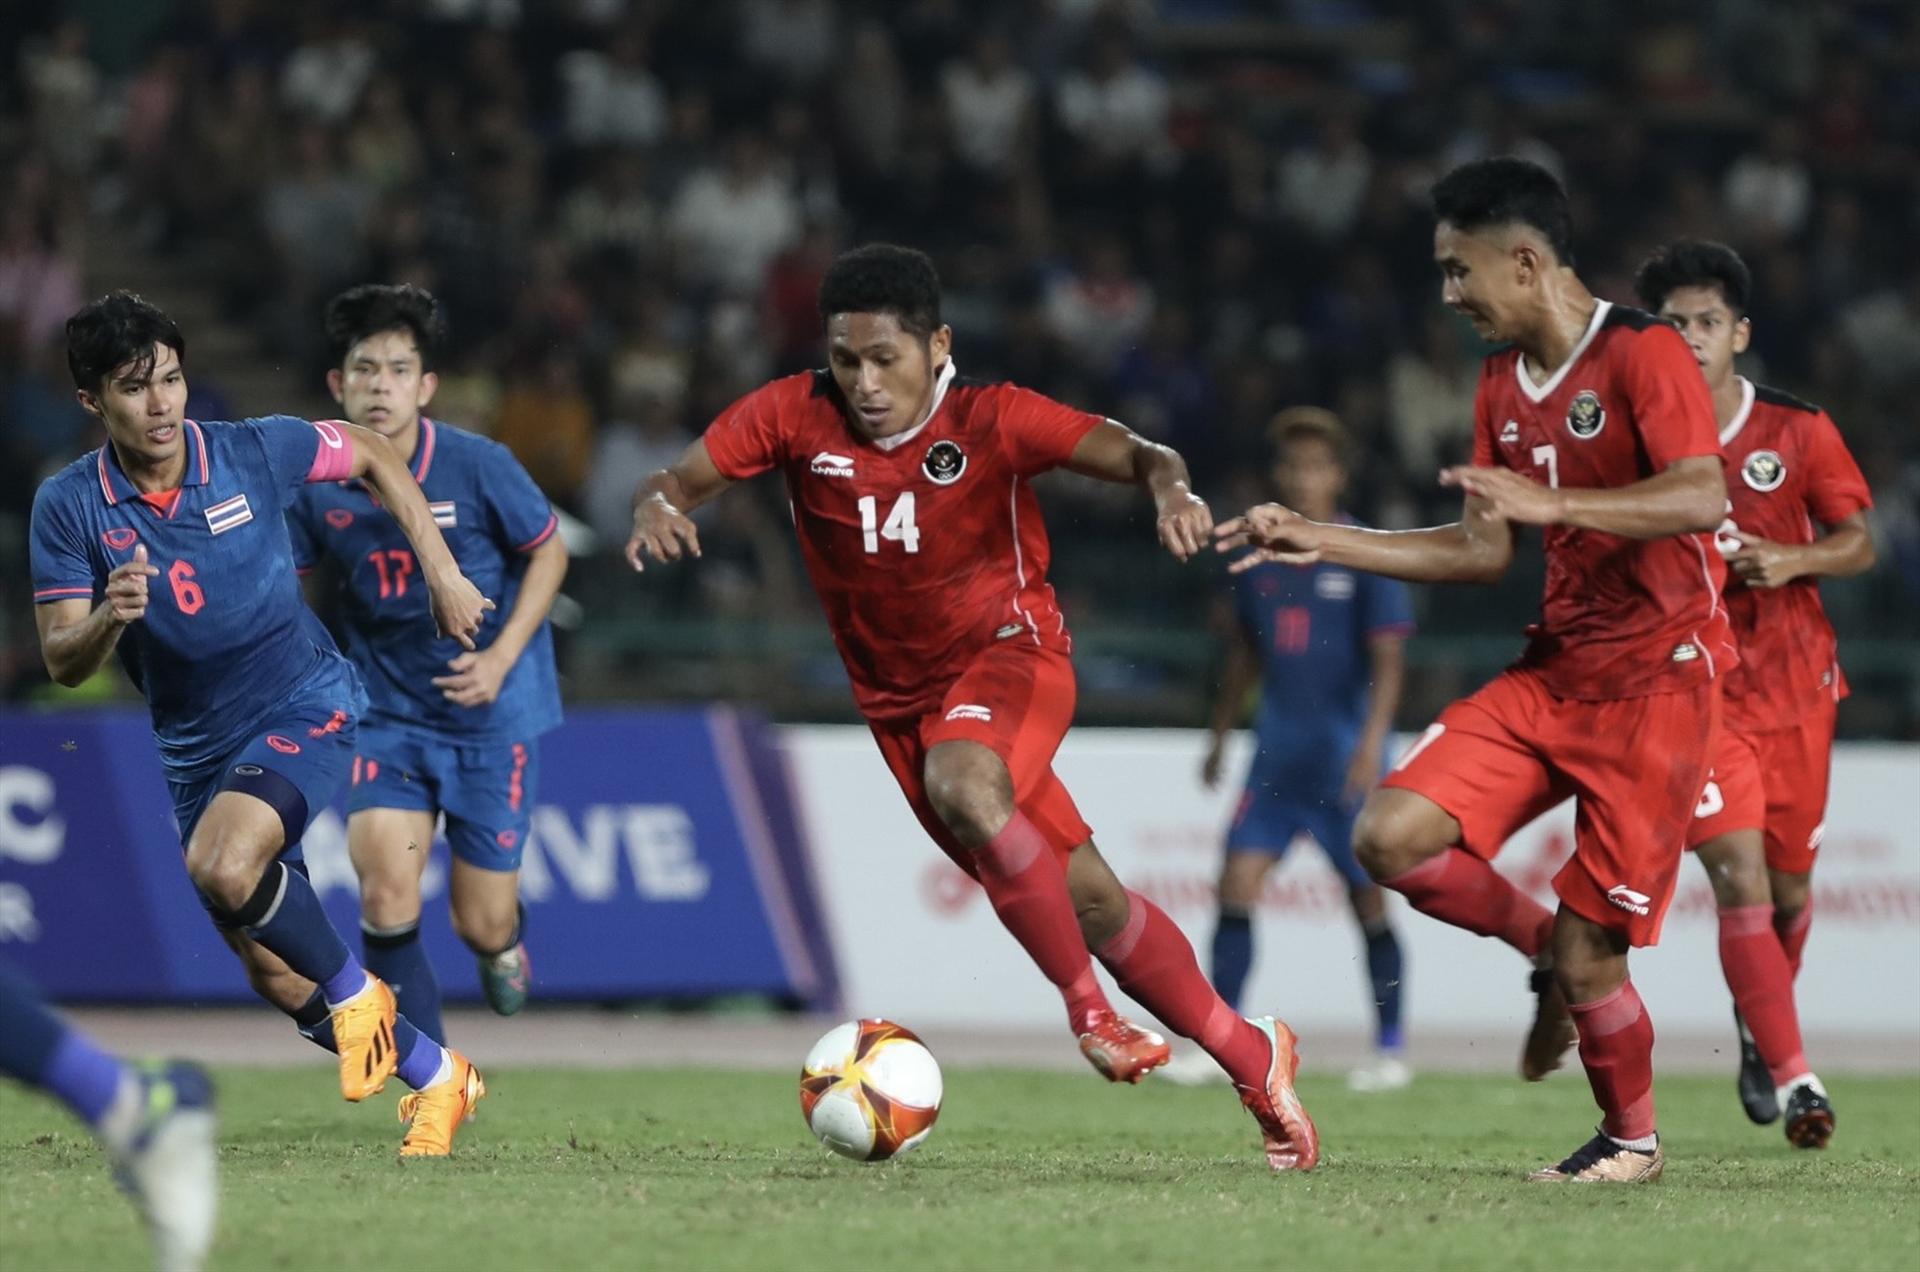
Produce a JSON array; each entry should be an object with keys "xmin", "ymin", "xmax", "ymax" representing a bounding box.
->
[{"xmin": 1555, "ymin": 1131, "xmax": 1634, "ymax": 1175}]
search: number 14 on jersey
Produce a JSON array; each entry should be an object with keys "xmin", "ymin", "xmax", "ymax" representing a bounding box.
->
[{"xmin": 858, "ymin": 493, "xmax": 920, "ymax": 554}]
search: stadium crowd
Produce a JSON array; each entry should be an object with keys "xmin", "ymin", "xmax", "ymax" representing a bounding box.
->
[{"xmin": 2, "ymin": 0, "xmax": 1916, "ymax": 727}]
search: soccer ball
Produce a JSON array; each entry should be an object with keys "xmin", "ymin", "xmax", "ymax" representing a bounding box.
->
[{"xmin": 799, "ymin": 1019, "xmax": 943, "ymax": 1161}]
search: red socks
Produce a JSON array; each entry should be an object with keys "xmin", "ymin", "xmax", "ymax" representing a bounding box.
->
[
  {"xmin": 1775, "ymin": 903, "xmax": 1812, "ymax": 981},
  {"xmin": 1096, "ymin": 891, "xmax": 1270, "ymax": 1088},
  {"xmin": 976, "ymin": 812, "xmax": 1108, "ymax": 1029},
  {"xmin": 1719, "ymin": 905, "xmax": 1809, "ymax": 1086},
  {"xmin": 1569, "ymin": 979, "xmax": 1657, "ymax": 1142},
  {"xmin": 1383, "ymin": 849, "xmax": 1555, "ymax": 958}
]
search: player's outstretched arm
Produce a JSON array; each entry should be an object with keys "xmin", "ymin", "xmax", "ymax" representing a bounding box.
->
[
  {"xmin": 1063, "ymin": 420, "xmax": 1212, "ymax": 561},
  {"xmin": 34, "ymin": 546, "xmax": 159, "ymax": 686},
  {"xmin": 339, "ymin": 421, "xmax": 494, "ymax": 648},
  {"xmin": 1726, "ymin": 511, "xmax": 1875, "ymax": 589},
  {"xmin": 1441, "ymin": 454, "xmax": 1726, "ymax": 539},
  {"xmin": 1214, "ymin": 497, "xmax": 1514, "ymax": 585},
  {"xmin": 433, "ymin": 533, "xmax": 569, "ymax": 706},
  {"xmin": 626, "ymin": 440, "xmax": 732, "ymax": 572}
]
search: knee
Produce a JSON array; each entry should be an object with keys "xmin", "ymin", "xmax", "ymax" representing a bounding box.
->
[
  {"xmin": 358, "ymin": 867, "xmax": 424, "ymax": 928},
  {"xmin": 1550, "ymin": 913, "xmax": 1627, "ymax": 1003},
  {"xmin": 452, "ymin": 899, "xmax": 518, "ymax": 955},
  {"xmin": 186, "ymin": 833, "xmax": 267, "ymax": 912},
  {"xmin": 923, "ymin": 748, "xmax": 1011, "ymax": 847},
  {"xmin": 1071, "ymin": 877, "xmax": 1129, "ymax": 950},
  {"xmin": 1352, "ymin": 800, "xmax": 1437, "ymax": 883},
  {"xmin": 1770, "ymin": 869, "xmax": 1812, "ymax": 917},
  {"xmin": 1699, "ymin": 841, "xmax": 1771, "ymax": 910}
]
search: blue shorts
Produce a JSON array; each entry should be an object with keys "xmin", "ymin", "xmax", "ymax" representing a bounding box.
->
[
  {"xmin": 168, "ymin": 702, "xmax": 359, "ymax": 857},
  {"xmin": 1225, "ymin": 783, "xmax": 1369, "ymax": 889},
  {"xmin": 347, "ymin": 725, "xmax": 538, "ymax": 872}
]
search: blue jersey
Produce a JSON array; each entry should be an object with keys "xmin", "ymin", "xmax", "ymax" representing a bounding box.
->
[
  {"xmin": 286, "ymin": 417, "xmax": 562, "ymax": 745},
  {"xmin": 30, "ymin": 418, "xmax": 366, "ymax": 778},
  {"xmin": 1234, "ymin": 522, "xmax": 1414, "ymax": 771}
]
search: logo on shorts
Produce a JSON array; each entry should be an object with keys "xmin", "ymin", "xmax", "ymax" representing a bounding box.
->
[
  {"xmin": 922, "ymin": 440, "xmax": 967, "ymax": 485},
  {"xmin": 233, "ymin": 764, "xmax": 264, "ymax": 777},
  {"xmin": 102, "ymin": 528, "xmax": 139, "ymax": 550},
  {"xmin": 496, "ymin": 829, "xmax": 519, "ymax": 849},
  {"xmin": 1670, "ymin": 643, "xmax": 1699, "ymax": 663},
  {"xmin": 1742, "ymin": 449, "xmax": 1787, "ymax": 492},
  {"xmin": 995, "ymin": 623, "xmax": 1028, "ymax": 640},
  {"xmin": 1566, "ymin": 390, "xmax": 1606, "ymax": 440},
  {"xmin": 1605, "ymin": 885, "xmax": 1651, "ymax": 916},
  {"xmin": 1499, "ymin": 419, "xmax": 1520, "ymax": 447},
  {"xmin": 324, "ymin": 508, "xmax": 355, "ymax": 529},
  {"xmin": 945, "ymin": 704, "xmax": 992, "ymax": 723},
  {"xmin": 810, "ymin": 451, "xmax": 855, "ymax": 478},
  {"xmin": 266, "ymin": 735, "xmax": 301, "ymax": 755}
]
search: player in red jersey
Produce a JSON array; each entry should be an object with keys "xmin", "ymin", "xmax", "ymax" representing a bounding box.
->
[
  {"xmin": 1636, "ymin": 240, "xmax": 1875, "ymax": 1148},
  {"xmin": 1217, "ymin": 159, "xmax": 1733, "ymax": 1183},
  {"xmin": 627, "ymin": 244, "xmax": 1317, "ymax": 1172}
]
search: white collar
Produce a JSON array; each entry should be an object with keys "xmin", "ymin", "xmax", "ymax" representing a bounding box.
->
[
  {"xmin": 1515, "ymin": 300, "xmax": 1611, "ymax": 403},
  {"xmin": 870, "ymin": 358, "xmax": 957, "ymax": 452},
  {"xmin": 1719, "ymin": 376, "xmax": 1756, "ymax": 445}
]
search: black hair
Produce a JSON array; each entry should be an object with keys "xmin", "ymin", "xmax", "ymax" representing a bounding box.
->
[
  {"xmin": 1269, "ymin": 406, "xmax": 1352, "ymax": 470},
  {"xmin": 66, "ymin": 291, "xmax": 186, "ymax": 393},
  {"xmin": 1430, "ymin": 157, "xmax": 1576, "ymax": 266},
  {"xmin": 817, "ymin": 244, "xmax": 942, "ymax": 340},
  {"xmin": 1633, "ymin": 239, "xmax": 1752, "ymax": 315},
  {"xmin": 324, "ymin": 283, "xmax": 446, "ymax": 370}
]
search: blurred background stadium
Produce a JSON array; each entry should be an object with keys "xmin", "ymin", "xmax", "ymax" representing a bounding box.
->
[{"xmin": 2, "ymin": 0, "xmax": 1916, "ymax": 733}]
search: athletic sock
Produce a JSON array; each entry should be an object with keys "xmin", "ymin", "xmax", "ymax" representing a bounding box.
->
[
  {"xmin": 364, "ymin": 920, "xmax": 445, "ymax": 1045},
  {"xmin": 1209, "ymin": 907, "xmax": 1254, "ymax": 1012},
  {"xmin": 1775, "ymin": 902, "xmax": 1813, "ymax": 981},
  {"xmin": 1717, "ymin": 905, "xmax": 1809, "ymax": 1087},
  {"xmin": 1382, "ymin": 849, "xmax": 1554, "ymax": 958},
  {"xmin": 1569, "ymin": 978, "xmax": 1657, "ymax": 1143},
  {"xmin": 1097, "ymin": 890, "xmax": 1271, "ymax": 1088},
  {"xmin": 974, "ymin": 811, "xmax": 1109, "ymax": 1030},
  {"xmin": 293, "ymin": 988, "xmax": 338, "ymax": 1053},
  {"xmin": 393, "ymin": 1016, "xmax": 451, "ymax": 1090},
  {"xmin": 1363, "ymin": 920, "xmax": 1405, "ymax": 1052},
  {"xmin": 0, "ymin": 958, "xmax": 127, "ymax": 1129},
  {"xmin": 240, "ymin": 862, "xmax": 366, "ymax": 1005}
]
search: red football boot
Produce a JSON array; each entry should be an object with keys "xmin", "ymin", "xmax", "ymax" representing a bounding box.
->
[
  {"xmin": 1077, "ymin": 1008, "xmax": 1171, "ymax": 1083},
  {"xmin": 1235, "ymin": 1015, "xmax": 1321, "ymax": 1172}
]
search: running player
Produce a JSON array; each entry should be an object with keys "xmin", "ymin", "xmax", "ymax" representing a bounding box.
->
[
  {"xmin": 30, "ymin": 292, "xmax": 487, "ymax": 1155},
  {"xmin": 289, "ymin": 285, "xmax": 566, "ymax": 1040},
  {"xmin": 1167, "ymin": 407, "xmax": 1415, "ymax": 1092},
  {"xmin": 1218, "ymin": 159, "xmax": 1732, "ymax": 1182},
  {"xmin": 1, "ymin": 957, "xmax": 216, "ymax": 1271},
  {"xmin": 1636, "ymin": 239, "xmax": 1874, "ymax": 1148},
  {"xmin": 628, "ymin": 243, "xmax": 1318, "ymax": 1172}
]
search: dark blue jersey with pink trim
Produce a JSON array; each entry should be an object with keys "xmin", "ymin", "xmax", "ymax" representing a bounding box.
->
[
  {"xmin": 286, "ymin": 417, "xmax": 562, "ymax": 744},
  {"xmin": 30, "ymin": 416, "xmax": 366, "ymax": 778}
]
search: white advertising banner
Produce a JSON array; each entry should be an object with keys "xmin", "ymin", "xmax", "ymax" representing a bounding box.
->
[{"xmin": 783, "ymin": 728, "xmax": 1920, "ymax": 1040}]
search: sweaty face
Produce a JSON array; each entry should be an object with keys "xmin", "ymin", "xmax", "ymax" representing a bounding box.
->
[
  {"xmin": 1275, "ymin": 436, "xmax": 1347, "ymax": 518},
  {"xmin": 332, "ymin": 327, "xmax": 436, "ymax": 438},
  {"xmin": 826, "ymin": 312, "xmax": 952, "ymax": 441},
  {"xmin": 1434, "ymin": 220, "xmax": 1524, "ymax": 343},
  {"xmin": 1657, "ymin": 284, "xmax": 1749, "ymax": 387},
  {"xmin": 85, "ymin": 342, "xmax": 188, "ymax": 470}
]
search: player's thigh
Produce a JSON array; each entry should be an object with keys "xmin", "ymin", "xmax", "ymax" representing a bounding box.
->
[
  {"xmin": 1217, "ymin": 850, "xmax": 1278, "ymax": 909},
  {"xmin": 439, "ymin": 740, "xmax": 537, "ymax": 875},
  {"xmin": 218, "ymin": 926, "xmax": 317, "ymax": 1013},
  {"xmin": 1758, "ymin": 702, "xmax": 1836, "ymax": 875},
  {"xmin": 1554, "ymin": 683, "xmax": 1719, "ymax": 948},
  {"xmin": 1301, "ymin": 801, "xmax": 1371, "ymax": 890},
  {"xmin": 347, "ymin": 807, "xmax": 439, "ymax": 922},
  {"xmin": 925, "ymin": 642, "xmax": 1077, "ymax": 808},
  {"xmin": 1687, "ymin": 725, "xmax": 1764, "ymax": 849},
  {"xmin": 448, "ymin": 858, "xmax": 522, "ymax": 951},
  {"xmin": 869, "ymin": 720, "xmax": 978, "ymax": 875}
]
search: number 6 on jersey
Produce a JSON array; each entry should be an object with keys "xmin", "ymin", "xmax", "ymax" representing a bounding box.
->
[{"xmin": 859, "ymin": 493, "xmax": 920, "ymax": 554}]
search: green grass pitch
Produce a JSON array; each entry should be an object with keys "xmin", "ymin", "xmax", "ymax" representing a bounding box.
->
[{"xmin": 3, "ymin": 1067, "xmax": 1916, "ymax": 1270}]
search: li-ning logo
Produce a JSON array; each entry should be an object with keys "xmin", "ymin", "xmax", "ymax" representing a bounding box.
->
[
  {"xmin": 945, "ymin": 704, "xmax": 992, "ymax": 722},
  {"xmin": 1670, "ymin": 643, "xmax": 1699, "ymax": 663},
  {"xmin": 995, "ymin": 623, "xmax": 1027, "ymax": 640},
  {"xmin": 810, "ymin": 451, "xmax": 855, "ymax": 478},
  {"xmin": 1499, "ymin": 420, "xmax": 1520, "ymax": 447},
  {"xmin": 205, "ymin": 494, "xmax": 253, "ymax": 535},
  {"xmin": 1606, "ymin": 885, "xmax": 1651, "ymax": 916}
]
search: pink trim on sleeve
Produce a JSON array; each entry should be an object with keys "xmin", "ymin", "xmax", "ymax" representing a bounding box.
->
[
  {"xmin": 305, "ymin": 420, "xmax": 356, "ymax": 483},
  {"xmin": 516, "ymin": 513, "xmax": 559, "ymax": 552},
  {"xmin": 35, "ymin": 586, "xmax": 96, "ymax": 601}
]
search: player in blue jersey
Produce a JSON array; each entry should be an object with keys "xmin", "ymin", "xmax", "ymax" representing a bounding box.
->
[
  {"xmin": 1165, "ymin": 408, "xmax": 1417, "ymax": 1091},
  {"xmin": 30, "ymin": 292, "xmax": 489, "ymax": 1155},
  {"xmin": 288, "ymin": 284, "xmax": 566, "ymax": 1040},
  {"xmin": 1, "ymin": 956, "xmax": 217, "ymax": 1271}
]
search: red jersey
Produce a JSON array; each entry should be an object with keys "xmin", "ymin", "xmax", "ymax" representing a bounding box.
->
[
  {"xmin": 703, "ymin": 363, "xmax": 1103, "ymax": 721},
  {"xmin": 1473, "ymin": 301, "xmax": 1735, "ymax": 700},
  {"xmin": 1713, "ymin": 378, "xmax": 1873, "ymax": 732}
]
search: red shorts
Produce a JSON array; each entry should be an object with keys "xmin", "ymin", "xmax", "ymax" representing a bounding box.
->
[
  {"xmin": 868, "ymin": 640, "xmax": 1092, "ymax": 875},
  {"xmin": 1687, "ymin": 696, "xmax": 1836, "ymax": 873},
  {"xmin": 1382, "ymin": 667, "xmax": 1720, "ymax": 947}
]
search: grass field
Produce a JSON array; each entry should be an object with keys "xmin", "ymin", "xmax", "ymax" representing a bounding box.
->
[{"xmin": 3, "ymin": 1066, "xmax": 1917, "ymax": 1271}]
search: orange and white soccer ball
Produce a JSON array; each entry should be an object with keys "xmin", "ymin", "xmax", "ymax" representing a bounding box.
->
[{"xmin": 799, "ymin": 1019, "xmax": 943, "ymax": 1161}]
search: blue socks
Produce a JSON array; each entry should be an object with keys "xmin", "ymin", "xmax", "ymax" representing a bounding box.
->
[
  {"xmin": 363, "ymin": 921, "xmax": 445, "ymax": 1045},
  {"xmin": 1365, "ymin": 921, "xmax": 1405, "ymax": 1053},
  {"xmin": 241, "ymin": 862, "xmax": 366, "ymax": 1005},
  {"xmin": 0, "ymin": 958, "xmax": 126, "ymax": 1128},
  {"xmin": 1209, "ymin": 908, "xmax": 1255, "ymax": 1012},
  {"xmin": 292, "ymin": 988, "xmax": 444, "ymax": 1089}
]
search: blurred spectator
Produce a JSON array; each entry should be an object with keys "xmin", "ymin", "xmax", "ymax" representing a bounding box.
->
[
  {"xmin": 280, "ymin": 13, "xmax": 375, "ymax": 124},
  {"xmin": 1388, "ymin": 310, "xmax": 1481, "ymax": 479},
  {"xmin": 493, "ymin": 350, "xmax": 595, "ymax": 507},
  {"xmin": 1723, "ymin": 119, "xmax": 1813, "ymax": 244},
  {"xmin": 666, "ymin": 131, "xmax": 802, "ymax": 296},
  {"xmin": 345, "ymin": 81, "xmax": 428, "ymax": 196},
  {"xmin": 560, "ymin": 22, "xmax": 668, "ymax": 149},
  {"xmin": 20, "ymin": 19, "xmax": 103, "ymax": 174},
  {"xmin": 261, "ymin": 125, "xmax": 373, "ymax": 304},
  {"xmin": 1042, "ymin": 233, "xmax": 1154, "ymax": 373},
  {"xmin": 1054, "ymin": 23, "xmax": 1173, "ymax": 194},
  {"xmin": 941, "ymin": 29, "xmax": 1037, "ymax": 181},
  {"xmin": 560, "ymin": 150, "xmax": 659, "ymax": 261},
  {"xmin": 1276, "ymin": 108, "xmax": 1375, "ymax": 242},
  {"xmin": 1840, "ymin": 276, "xmax": 1920, "ymax": 394},
  {"xmin": 830, "ymin": 24, "xmax": 908, "ymax": 187},
  {"xmin": 0, "ymin": 203, "xmax": 83, "ymax": 355},
  {"xmin": 736, "ymin": 0, "xmax": 838, "ymax": 90},
  {"xmin": 583, "ymin": 388, "xmax": 695, "ymax": 548}
]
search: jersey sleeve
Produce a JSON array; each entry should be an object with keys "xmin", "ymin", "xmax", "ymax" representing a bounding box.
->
[
  {"xmin": 702, "ymin": 381, "xmax": 790, "ymax": 481},
  {"xmin": 285, "ymin": 495, "xmax": 321, "ymax": 572},
  {"xmin": 1801, "ymin": 410, "xmax": 1874, "ymax": 525},
  {"xmin": 29, "ymin": 482, "xmax": 97, "ymax": 605},
  {"xmin": 243, "ymin": 416, "xmax": 356, "ymax": 499},
  {"xmin": 481, "ymin": 442, "xmax": 561, "ymax": 552},
  {"xmin": 996, "ymin": 386, "xmax": 1105, "ymax": 476},
  {"xmin": 1360, "ymin": 571, "xmax": 1415, "ymax": 638},
  {"xmin": 1622, "ymin": 325, "xmax": 1721, "ymax": 468}
]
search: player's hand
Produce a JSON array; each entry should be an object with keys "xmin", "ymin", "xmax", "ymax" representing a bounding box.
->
[
  {"xmin": 1213, "ymin": 504, "xmax": 1324, "ymax": 572},
  {"xmin": 433, "ymin": 647, "xmax": 511, "ymax": 707},
  {"xmin": 1440, "ymin": 465, "xmax": 1565, "ymax": 526},
  {"xmin": 1342, "ymin": 737, "xmax": 1385, "ymax": 808},
  {"xmin": 1200, "ymin": 741, "xmax": 1225, "ymax": 789},
  {"xmin": 626, "ymin": 492, "xmax": 701, "ymax": 572},
  {"xmin": 1157, "ymin": 490, "xmax": 1214, "ymax": 562},
  {"xmin": 104, "ymin": 544, "xmax": 159, "ymax": 625},
  {"xmin": 1724, "ymin": 530, "xmax": 1801, "ymax": 589},
  {"xmin": 427, "ymin": 569, "xmax": 494, "ymax": 651}
]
